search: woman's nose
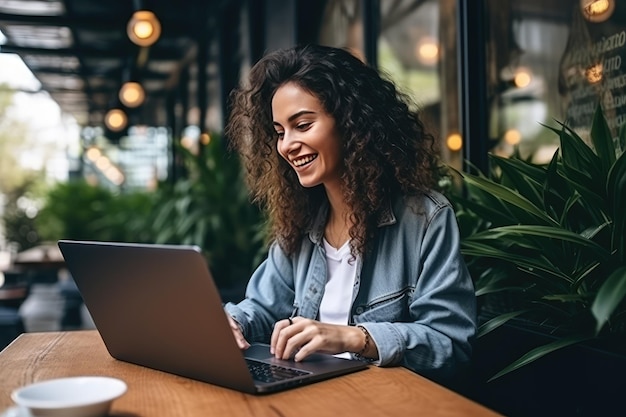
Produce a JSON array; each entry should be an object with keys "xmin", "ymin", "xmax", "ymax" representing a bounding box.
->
[{"xmin": 279, "ymin": 131, "xmax": 299, "ymax": 154}]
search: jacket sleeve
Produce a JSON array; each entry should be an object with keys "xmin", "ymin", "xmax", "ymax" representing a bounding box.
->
[
  {"xmin": 224, "ymin": 242, "xmax": 296, "ymax": 343},
  {"xmin": 358, "ymin": 204, "xmax": 477, "ymax": 382}
]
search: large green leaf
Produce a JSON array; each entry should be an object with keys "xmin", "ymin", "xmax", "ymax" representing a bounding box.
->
[
  {"xmin": 547, "ymin": 124, "xmax": 606, "ymax": 206},
  {"xmin": 175, "ymin": 209, "xmax": 204, "ymax": 240},
  {"xmin": 543, "ymin": 151, "xmax": 572, "ymax": 222},
  {"xmin": 548, "ymin": 122, "xmax": 602, "ymax": 180},
  {"xmin": 607, "ymin": 152, "xmax": 626, "ymax": 259},
  {"xmin": 461, "ymin": 240, "xmax": 574, "ymax": 285},
  {"xmin": 490, "ymin": 155, "xmax": 545, "ymax": 207},
  {"xmin": 589, "ymin": 104, "xmax": 617, "ymax": 175},
  {"xmin": 490, "ymin": 154, "xmax": 548, "ymax": 184},
  {"xmin": 542, "ymin": 293, "xmax": 588, "ymax": 302},
  {"xmin": 475, "ymin": 284, "xmax": 530, "ymax": 297},
  {"xmin": 477, "ymin": 310, "xmax": 530, "ymax": 338},
  {"xmin": 481, "ymin": 224, "xmax": 610, "ymax": 279},
  {"xmin": 488, "ymin": 334, "xmax": 593, "ymax": 381},
  {"xmin": 619, "ymin": 121, "xmax": 626, "ymax": 154},
  {"xmin": 452, "ymin": 166, "xmax": 548, "ymax": 226},
  {"xmin": 559, "ymin": 191, "xmax": 583, "ymax": 226},
  {"xmin": 591, "ymin": 266, "xmax": 626, "ymax": 334},
  {"xmin": 471, "ymin": 225, "xmax": 610, "ymax": 259},
  {"xmin": 473, "ymin": 267, "xmax": 514, "ymax": 293},
  {"xmin": 560, "ymin": 163, "xmax": 606, "ymax": 206},
  {"xmin": 459, "ymin": 173, "xmax": 558, "ymax": 226},
  {"xmin": 571, "ymin": 260, "xmax": 601, "ymax": 290},
  {"xmin": 453, "ymin": 187, "xmax": 518, "ymax": 226},
  {"xmin": 455, "ymin": 209, "xmax": 484, "ymax": 238}
]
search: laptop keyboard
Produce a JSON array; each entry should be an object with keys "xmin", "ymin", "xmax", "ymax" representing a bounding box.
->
[{"xmin": 246, "ymin": 358, "xmax": 311, "ymax": 383}]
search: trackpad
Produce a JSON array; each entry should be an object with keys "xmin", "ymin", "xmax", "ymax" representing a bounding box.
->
[
  {"xmin": 246, "ymin": 343, "xmax": 341, "ymax": 364},
  {"xmin": 245, "ymin": 343, "xmax": 275, "ymax": 360}
]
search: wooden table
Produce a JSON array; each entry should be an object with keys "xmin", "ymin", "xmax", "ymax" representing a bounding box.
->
[{"xmin": 0, "ymin": 331, "xmax": 501, "ymax": 416}]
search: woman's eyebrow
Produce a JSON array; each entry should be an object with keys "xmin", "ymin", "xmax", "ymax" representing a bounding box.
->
[
  {"xmin": 287, "ymin": 110, "xmax": 316, "ymax": 122},
  {"xmin": 273, "ymin": 110, "xmax": 317, "ymax": 127}
]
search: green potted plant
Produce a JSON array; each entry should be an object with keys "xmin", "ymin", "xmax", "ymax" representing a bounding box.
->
[
  {"xmin": 36, "ymin": 180, "xmax": 155, "ymax": 244},
  {"xmin": 449, "ymin": 105, "xmax": 625, "ymax": 415},
  {"xmin": 147, "ymin": 135, "xmax": 266, "ymax": 294},
  {"xmin": 34, "ymin": 135, "xmax": 266, "ymax": 297}
]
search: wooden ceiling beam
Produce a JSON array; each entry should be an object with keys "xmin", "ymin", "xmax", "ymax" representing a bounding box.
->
[
  {"xmin": 0, "ymin": 44, "xmax": 188, "ymax": 61},
  {"xmin": 0, "ymin": 12, "xmax": 198, "ymax": 36}
]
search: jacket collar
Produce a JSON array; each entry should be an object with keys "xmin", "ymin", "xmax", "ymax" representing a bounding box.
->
[{"xmin": 307, "ymin": 199, "xmax": 397, "ymax": 245}]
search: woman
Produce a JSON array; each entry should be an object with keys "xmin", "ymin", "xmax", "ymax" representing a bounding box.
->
[{"xmin": 224, "ymin": 44, "xmax": 476, "ymax": 383}]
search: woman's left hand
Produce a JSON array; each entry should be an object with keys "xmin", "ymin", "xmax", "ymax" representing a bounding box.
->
[{"xmin": 270, "ymin": 317, "xmax": 365, "ymax": 361}]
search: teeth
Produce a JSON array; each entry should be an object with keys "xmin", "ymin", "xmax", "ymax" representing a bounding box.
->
[{"xmin": 293, "ymin": 154, "xmax": 317, "ymax": 167}]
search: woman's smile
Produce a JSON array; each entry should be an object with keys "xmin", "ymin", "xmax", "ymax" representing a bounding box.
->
[{"xmin": 292, "ymin": 153, "xmax": 318, "ymax": 167}]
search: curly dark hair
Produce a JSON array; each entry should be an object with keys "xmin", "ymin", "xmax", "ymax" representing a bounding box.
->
[{"xmin": 225, "ymin": 44, "xmax": 442, "ymax": 257}]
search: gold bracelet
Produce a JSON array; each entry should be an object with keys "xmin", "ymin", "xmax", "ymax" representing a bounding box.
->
[{"xmin": 355, "ymin": 325, "xmax": 370, "ymax": 358}]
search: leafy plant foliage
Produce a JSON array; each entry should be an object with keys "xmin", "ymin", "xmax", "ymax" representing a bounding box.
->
[
  {"xmin": 147, "ymin": 138, "xmax": 266, "ymax": 287},
  {"xmin": 33, "ymin": 134, "xmax": 266, "ymax": 289},
  {"xmin": 36, "ymin": 180, "xmax": 155, "ymax": 244},
  {"xmin": 451, "ymin": 105, "xmax": 626, "ymax": 380}
]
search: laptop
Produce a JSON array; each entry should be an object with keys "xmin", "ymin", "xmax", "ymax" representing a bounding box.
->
[{"xmin": 57, "ymin": 239, "xmax": 367, "ymax": 394}]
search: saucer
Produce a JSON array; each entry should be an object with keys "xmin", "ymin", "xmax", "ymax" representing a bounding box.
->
[{"xmin": 11, "ymin": 376, "xmax": 127, "ymax": 417}]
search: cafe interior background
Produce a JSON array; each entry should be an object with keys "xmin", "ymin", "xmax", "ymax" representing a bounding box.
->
[{"xmin": 1, "ymin": 1, "xmax": 624, "ymax": 416}]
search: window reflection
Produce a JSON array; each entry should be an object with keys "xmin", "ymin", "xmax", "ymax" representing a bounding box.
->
[
  {"xmin": 490, "ymin": 1, "xmax": 626, "ymax": 162},
  {"xmin": 488, "ymin": 2, "xmax": 570, "ymax": 162}
]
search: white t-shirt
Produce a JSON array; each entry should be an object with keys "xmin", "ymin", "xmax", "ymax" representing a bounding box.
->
[
  {"xmin": 319, "ymin": 239, "xmax": 357, "ymax": 325},
  {"xmin": 319, "ymin": 239, "xmax": 357, "ymax": 359}
]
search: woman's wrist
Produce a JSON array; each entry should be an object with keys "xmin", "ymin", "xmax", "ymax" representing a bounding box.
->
[{"xmin": 352, "ymin": 325, "xmax": 378, "ymax": 360}]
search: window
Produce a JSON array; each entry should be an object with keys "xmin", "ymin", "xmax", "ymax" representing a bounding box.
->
[{"xmin": 486, "ymin": 0, "xmax": 626, "ymax": 162}]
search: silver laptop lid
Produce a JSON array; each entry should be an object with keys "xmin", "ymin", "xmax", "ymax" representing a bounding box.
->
[{"xmin": 58, "ymin": 240, "xmax": 257, "ymax": 393}]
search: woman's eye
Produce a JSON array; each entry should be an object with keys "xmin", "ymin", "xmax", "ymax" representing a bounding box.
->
[
  {"xmin": 275, "ymin": 131, "xmax": 285, "ymax": 139},
  {"xmin": 297, "ymin": 122, "xmax": 311, "ymax": 130}
]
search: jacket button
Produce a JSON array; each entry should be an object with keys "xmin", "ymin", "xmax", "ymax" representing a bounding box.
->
[{"xmin": 355, "ymin": 306, "xmax": 364, "ymax": 314}]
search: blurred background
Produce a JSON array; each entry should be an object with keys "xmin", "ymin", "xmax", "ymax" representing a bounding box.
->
[{"xmin": 0, "ymin": 0, "xmax": 624, "ymax": 347}]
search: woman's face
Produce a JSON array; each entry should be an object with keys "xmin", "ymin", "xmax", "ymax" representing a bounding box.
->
[{"xmin": 273, "ymin": 82, "xmax": 343, "ymax": 189}]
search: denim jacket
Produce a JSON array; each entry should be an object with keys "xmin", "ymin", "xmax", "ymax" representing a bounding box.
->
[{"xmin": 225, "ymin": 191, "xmax": 477, "ymax": 381}]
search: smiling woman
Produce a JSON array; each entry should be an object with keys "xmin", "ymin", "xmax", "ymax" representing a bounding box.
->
[{"xmin": 222, "ymin": 44, "xmax": 477, "ymax": 387}]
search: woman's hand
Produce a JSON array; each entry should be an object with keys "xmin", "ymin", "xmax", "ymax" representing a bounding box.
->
[
  {"xmin": 227, "ymin": 314, "xmax": 250, "ymax": 350},
  {"xmin": 270, "ymin": 317, "xmax": 377, "ymax": 361}
]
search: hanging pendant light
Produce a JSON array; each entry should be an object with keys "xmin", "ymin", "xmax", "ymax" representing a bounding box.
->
[
  {"xmin": 580, "ymin": 0, "xmax": 615, "ymax": 22},
  {"xmin": 119, "ymin": 81, "xmax": 145, "ymax": 108},
  {"xmin": 104, "ymin": 108, "xmax": 128, "ymax": 132},
  {"xmin": 127, "ymin": 10, "xmax": 161, "ymax": 47}
]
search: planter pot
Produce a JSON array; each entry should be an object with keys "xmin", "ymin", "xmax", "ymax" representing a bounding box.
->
[
  {"xmin": 18, "ymin": 283, "xmax": 65, "ymax": 332},
  {"xmin": 464, "ymin": 321, "xmax": 626, "ymax": 417}
]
